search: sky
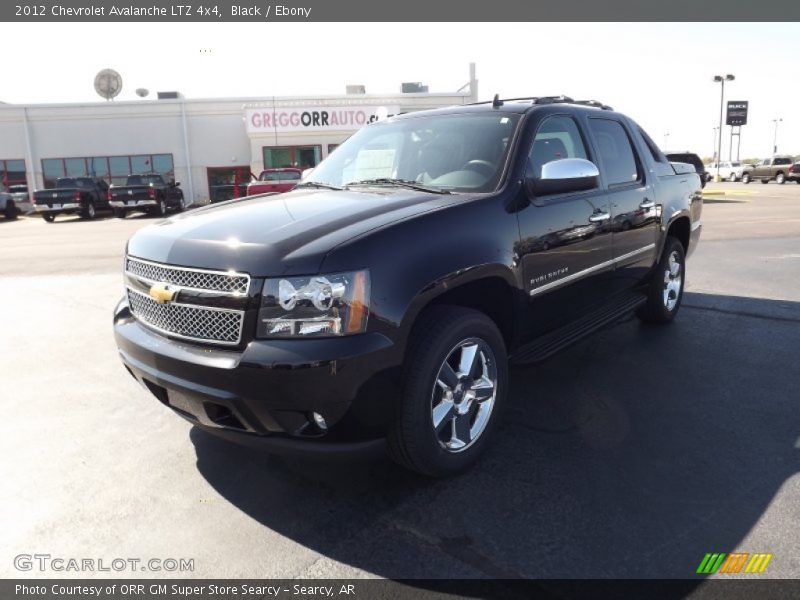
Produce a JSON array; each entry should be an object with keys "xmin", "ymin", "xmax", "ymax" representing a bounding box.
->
[{"xmin": 1, "ymin": 22, "xmax": 798, "ymax": 159}]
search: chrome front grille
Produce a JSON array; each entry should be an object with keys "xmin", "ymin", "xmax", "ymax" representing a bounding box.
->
[
  {"xmin": 126, "ymin": 287, "xmax": 244, "ymax": 345},
  {"xmin": 126, "ymin": 257, "xmax": 250, "ymax": 295}
]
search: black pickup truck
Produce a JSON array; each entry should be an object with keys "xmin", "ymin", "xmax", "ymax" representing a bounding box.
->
[
  {"xmin": 108, "ymin": 173, "xmax": 186, "ymax": 218},
  {"xmin": 113, "ymin": 96, "xmax": 702, "ymax": 476},
  {"xmin": 33, "ymin": 177, "xmax": 110, "ymax": 222}
]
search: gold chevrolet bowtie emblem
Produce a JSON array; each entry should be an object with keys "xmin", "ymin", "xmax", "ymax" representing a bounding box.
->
[{"xmin": 148, "ymin": 283, "xmax": 177, "ymax": 304}]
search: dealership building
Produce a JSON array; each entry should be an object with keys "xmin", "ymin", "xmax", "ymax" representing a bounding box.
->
[{"xmin": 0, "ymin": 66, "xmax": 477, "ymax": 204}]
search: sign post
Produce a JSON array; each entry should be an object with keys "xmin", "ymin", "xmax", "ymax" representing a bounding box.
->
[{"xmin": 726, "ymin": 101, "xmax": 748, "ymax": 162}]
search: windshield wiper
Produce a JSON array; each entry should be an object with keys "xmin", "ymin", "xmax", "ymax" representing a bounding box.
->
[
  {"xmin": 294, "ymin": 181, "xmax": 344, "ymax": 191},
  {"xmin": 346, "ymin": 178, "xmax": 452, "ymax": 194}
]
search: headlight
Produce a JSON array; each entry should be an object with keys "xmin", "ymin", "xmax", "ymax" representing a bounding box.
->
[{"xmin": 257, "ymin": 270, "xmax": 370, "ymax": 338}]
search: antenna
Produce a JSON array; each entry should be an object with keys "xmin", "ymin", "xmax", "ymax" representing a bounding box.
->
[
  {"xmin": 135, "ymin": 88, "xmax": 150, "ymax": 98},
  {"xmin": 94, "ymin": 69, "xmax": 123, "ymax": 101},
  {"xmin": 492, "ymin": 94, "xmax": 503, "ymax": 108}
]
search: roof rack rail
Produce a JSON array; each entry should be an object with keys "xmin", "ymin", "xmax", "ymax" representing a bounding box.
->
[{"xmin": 467, "ymin": 95, "xmax": 613, "ymax": 111}]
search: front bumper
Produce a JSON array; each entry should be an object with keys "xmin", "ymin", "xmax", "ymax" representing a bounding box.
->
[
  {"xmin": 113, "ymin": 297, "xmax": 401, "ymax": 453},
  {"xmin": 110, "ymin": 200, "xmax": 157, "ymax": 209}
]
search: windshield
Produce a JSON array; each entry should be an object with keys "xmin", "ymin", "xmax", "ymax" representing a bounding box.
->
[{"xmin": 305, "ymin": 112, "xmax": 520, "ymax": 193}]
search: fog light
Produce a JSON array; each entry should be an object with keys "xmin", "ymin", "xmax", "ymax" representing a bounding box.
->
[{"xmin": 311, "ymin": 412, "xmax": 327, "ymax": 430}]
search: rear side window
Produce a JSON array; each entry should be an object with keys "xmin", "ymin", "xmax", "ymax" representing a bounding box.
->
[
  {"xmin": 638, "ymin": 127, "xmax": 667, "ymax": 163},
  {"xmin": 588, "ymin": 119, "xmax": 641, "ymax": 186},
  {"xmin": 775, "ymin": 158, "xmax": 791, "ymax": 165},
  {"xmin": 526, "ymin": 115, "xmax": 588, "ymax": 179}
]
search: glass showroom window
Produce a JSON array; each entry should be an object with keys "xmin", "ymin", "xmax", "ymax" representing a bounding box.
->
[
  {"xmin": 263, "ymin": 146, "xmax": 322, "ymax": 170},
  {"xmin": 42, "ymin": 154, "xmax": 175, "ymax": 187},
  {"xmin": 0, "ymin": 159, "xmax": 27, "ymax": 190}
]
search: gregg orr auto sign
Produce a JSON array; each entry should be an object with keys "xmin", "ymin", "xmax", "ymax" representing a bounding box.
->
[{"xmin": 246, "ymin": 106, "xmax": 401, "ymax": 134}]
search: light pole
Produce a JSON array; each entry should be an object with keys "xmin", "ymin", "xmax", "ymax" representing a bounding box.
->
[
  {"xmin": 771, "ymin": 118, "xmax": 782, "ymax": 154},
  {"xmin": 712, "ymin": 74, "xmax": 735, "ymax": 181},
  {"xmin": 712, "ymin": 126, "xmax": 719, "ymax": 162}
]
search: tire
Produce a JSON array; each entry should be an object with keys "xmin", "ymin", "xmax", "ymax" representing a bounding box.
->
[
  {"xmin": 81, "ymin": 202, "xmax": 97, "ymax": 220},
  {"xmin": 637, "ymin": 237, "xmax": 685, "ymax": 325},
  {"xmin": 776, "ymin": 172, "xmax": 786, "ymax": 184},
  {"xmin": 154, "ymin": 199, "xmax": 167, "ymax": 217},
  {"xmin": 760, "ymin": 179, "xmax": 769, "ymax": 184},
  {"xmin": 388, "ymin": 306, "xmax": 508, "ymax": 477},
  {"xmin": 42, "ymin": 213, "xmax": 56, "ymax": 223},
  {"xmin": 113, "ymin": 209, "xmax": 127, "ymax": 219},
  {"xmin": 4, "ymin": 201, "xmax": 17, "ymax": 220},
  {"xmin": 728, "ymin": 172, "xmax": 737, "ymax": 182},
  {"xmin": 177, "ymin": 194, "xmax": 186, "ymax": 212},
  {"xmin": 742, "ymin": 173, "xmax": 751, "ymax": 184}
]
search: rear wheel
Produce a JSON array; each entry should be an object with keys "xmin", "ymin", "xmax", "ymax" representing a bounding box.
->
[
  {"xmin": 4, "ymin": 201, "xmax": 17, "ymax": 220},
  {"xmin": 760, "ymin": 179, "xmax": 769, "ymax": 184},
  {"xmin": 637, "ymin": 236, "xmax": 685, "ymax": 325},
  {"xmin": 388, "ymin": 306, "xmax": 507, "ymax": 477},
  {"xmin": 728, "ymin": 172, "xmax": 737, "ymax": 182},
  {"xmin": 81, "ymin": 202, "xmax": 96, "ymax": 220},
  {"xmin": 742, "ymin": 173, "xmax": 751, "ymax": 184},
  {"xmin": 42, "ymin": 213, "xmax": 56, "ymax": 223},
  {"xmin": 776, "ymin": 172, "xmax": 786, "ymax": 184}
]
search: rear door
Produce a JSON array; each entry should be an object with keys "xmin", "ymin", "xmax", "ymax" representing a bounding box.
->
[
  {"xmin": 585, "ymin": 117, "xmax": 659, "ymax": 292},
  {"xmin": 516, "ymin": 113, "xmax": 614, "ymax": 335}
]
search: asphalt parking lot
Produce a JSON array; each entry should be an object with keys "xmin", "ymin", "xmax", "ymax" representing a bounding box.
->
[{"xmin": 1, "ymin": 182, "xmax": 798, "ymax": 582}]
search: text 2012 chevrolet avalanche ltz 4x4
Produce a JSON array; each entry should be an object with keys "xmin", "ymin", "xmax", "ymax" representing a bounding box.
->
[{"xmin": 113, "ymin": 96, "xmax": 702, "ymax": 476}]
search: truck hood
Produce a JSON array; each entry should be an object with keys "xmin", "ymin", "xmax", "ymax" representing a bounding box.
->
[{"xmin": 126, "ymin": 188, "xmax": 460, "ymax": 276}]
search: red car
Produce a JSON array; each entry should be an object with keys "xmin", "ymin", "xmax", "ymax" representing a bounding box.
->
[{"xmin": 246, "ymin": 168, "xmax": 302, "ymax": 196}]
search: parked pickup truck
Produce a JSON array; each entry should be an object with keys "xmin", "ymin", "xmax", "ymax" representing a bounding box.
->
[
  {"xmin": 114, "ymin": 96, "xmax": 702, "ymax": 476},
  {"xmin": 108, "ymin": 173, "xmax": 186, "ymax": 218},
  {"xmin": 33, "ymin": 177, "xmax": 110, "ymax": 222},
  {"xmin": 246, "ymin": 168, "xmax": 302, "ymax": 196},
  {"xmin": 1, "ymin": 184, "xmax": 32, "ymax": 219},
  {"xmin": 742, "ymin": 155, "xmax": 795, "ymax": 184}
]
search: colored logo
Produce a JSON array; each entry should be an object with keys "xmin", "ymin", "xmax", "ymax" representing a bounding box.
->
[
  {"xmin": 696, "ymin": 552, "xmax": 773, "ymax": 574},
  {"xmin": 148, "ymin": 283, "xmax": 177, "ymax": 305}
]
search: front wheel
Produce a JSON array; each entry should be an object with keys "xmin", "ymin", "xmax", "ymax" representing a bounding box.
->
[
  {"xmin": 113, "ymin": 209, "xmax": 127, "ymax": 219},
  {"xmin": 42, "ymin": 213, "xmax": 56, "ymax": 223},
  {"xmin": 177, "ymin": 194, "xmax": 186, "ymax": 212},
  {"xmin": 4, "ymin": 201, "xmax": 17, "ymax": 220},
  {"xmin": 637, "ymin": 237, "xmax": 685, "ymax": 325},
  {"xmin": 776, "ymin": 173, "xmax": 786, "ymax": 184},
  {"xmin": 728, "ymin": 172, "xmax": 737, "ymax": 182},
  {"xmin": 760, "ymin": 179, "xmax": 769, "ymax": 184},
  {"xmin": 388, "ymin": 306, "xmax": 507, "ymax": 477}
]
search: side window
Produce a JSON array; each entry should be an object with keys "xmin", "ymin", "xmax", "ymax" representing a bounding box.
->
[
  {"xmin": 588, "ymin": 119, "xmax": 642, "ymax": 186},
  {"xmin": 775, "ymin": 158, "xmax": 791, "ymax": 166},
  {"xmin": 526, "ymin": 115, "xmax": 588, "ymax": 180},
  {"xmin": 637, "ymin": 127, "xmax": 667, "ymax": 163}
]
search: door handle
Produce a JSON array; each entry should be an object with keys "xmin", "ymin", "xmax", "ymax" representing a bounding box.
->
[
  {"xmin": 589, "ymin": 211, "xmax": 610, "ymax": 222},
  {"xmin": 639, "ymin": 199, "xmax": 655, "ymax": 209}
]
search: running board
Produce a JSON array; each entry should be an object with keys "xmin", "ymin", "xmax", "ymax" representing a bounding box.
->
[{"xmin": 510, "ymin": 293, "xmax": 646, "ymax": 365}]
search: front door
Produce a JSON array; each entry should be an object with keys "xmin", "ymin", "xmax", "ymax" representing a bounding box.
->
[
  {"xmin": 585, "ymin": 118, "xmax": 659, "ymax": 291},
  {"xmin": 516, "ymin": 114, "xmax": 614, "ymax": 337}
]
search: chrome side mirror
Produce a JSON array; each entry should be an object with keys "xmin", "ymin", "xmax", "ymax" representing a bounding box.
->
[{"xmin": 527, "ymin": 158, "xmax": 600, "ymax": 196}]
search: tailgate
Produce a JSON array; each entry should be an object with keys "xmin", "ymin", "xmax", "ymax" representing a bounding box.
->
[{"xmin": 110, "ymin": 186, "xmax": 150, "ymax": 200}]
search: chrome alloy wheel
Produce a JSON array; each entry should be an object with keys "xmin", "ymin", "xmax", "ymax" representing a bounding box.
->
[
  {"xmin": 430, "ymin": 338, "xmax": 498, "ymax": 453},
  {"xmin": 663, "ymin": 250, "xmax": 683, "ymax": 311}
]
